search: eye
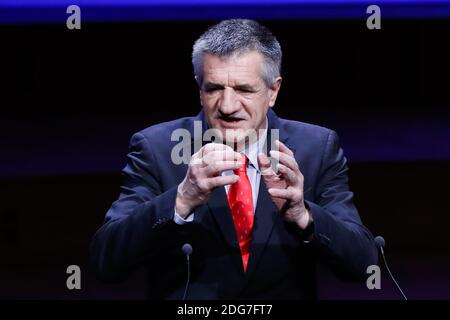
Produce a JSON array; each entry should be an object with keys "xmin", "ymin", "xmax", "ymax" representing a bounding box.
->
[
  {"xmin": 235, "ymin": 86, "xmax": 256, "ymax": 94},
  {"xmin": 236, "ymin": 88, "xmax": 253, "ymax": 93},
  {"xmin": 204, "ymin": 84, "xmax": 223, "ymax": 93}
]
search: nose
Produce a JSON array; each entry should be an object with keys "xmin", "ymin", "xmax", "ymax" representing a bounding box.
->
[{"xmin": 218, "ymin": 87, "xmax": 240, "ymax": 115}]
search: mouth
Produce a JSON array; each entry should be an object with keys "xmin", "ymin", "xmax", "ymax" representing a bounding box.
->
[{"xmin": 217, "ymin": 117, "xmax": 246, "ymax": 128}]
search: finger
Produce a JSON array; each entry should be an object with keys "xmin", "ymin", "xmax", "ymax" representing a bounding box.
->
[
  {"xmin": 275, "ymin": 140, "xmax": 294, "ymax": 157},
  {"xmin": 269, "ymin": 150, "xmax": 299, "ymax": 172},
  {"xmin": 200, "ymin": 143, "xmax": 235, "ymax": 157},
  {"xmin": 268, "ymin": 188, "xmax": 295, "ymax": 200},
  {"xmin": 199, "ymin": 143, "xmax": 226, "ymax": 163},
  {"xmin": 191, "ymin": 147, "xmax": 204, "ymax": 165},
  {"xmin": 202, "ymin": 149, "xmax": 242, "ymax": 166},
  {"xmin": 191, "ymin": 153, "xmax": 200, "ymax": 165},
  {"xmin": 207, "ymin": 174, "xmax": 240, "ymax": 189},
  {"xmin": 204, "ymin": 160, "xmax": 243, "ymax": 176},
  {"xmin": 277, "ymin": 163, "xmax": 297, "ymax": 185},
  {"xmin": 258, "ymin": 153, "xmax": 276, "ymax": 177}
]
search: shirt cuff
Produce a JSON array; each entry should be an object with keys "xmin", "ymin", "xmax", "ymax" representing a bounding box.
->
[
  {"xmin": 301, "ymin": 207, "xmax": 315, "ymax": 244},
  {"xmin": 173, "ymin": 208, "xmax": 194, "ymax": 225}
]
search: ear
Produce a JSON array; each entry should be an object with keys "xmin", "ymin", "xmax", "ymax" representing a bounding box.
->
[{"xmin": 268, "ymin": 77, "xmax": 282, "ymax": 108}]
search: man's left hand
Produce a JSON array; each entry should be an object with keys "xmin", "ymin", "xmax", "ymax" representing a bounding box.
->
[{"xmin": 258, "ymin": 140, "xmax": 312, "ymax": 230}]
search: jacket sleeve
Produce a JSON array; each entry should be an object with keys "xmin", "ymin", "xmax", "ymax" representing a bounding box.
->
[
  {"xmin": 90, "ymin": 132, "xmax": 187, "ymax": 282},
  {"xmin": 305, "ymin": 130, "xmax": 378, "ymax": 281}
]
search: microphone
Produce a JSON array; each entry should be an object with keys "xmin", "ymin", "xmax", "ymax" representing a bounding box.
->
[
  {"xmin": 181, "ymin": 243, "xmax": 193, "ymax": 300},
  {"xmin": 374, "ymin": 236, "xmax": 408, "ymax": 300}
]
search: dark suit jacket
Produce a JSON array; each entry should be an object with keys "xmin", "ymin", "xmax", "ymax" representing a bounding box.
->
[{"xmin": 90, "ymin": 109, "xmax": 378, "ymax": 299}]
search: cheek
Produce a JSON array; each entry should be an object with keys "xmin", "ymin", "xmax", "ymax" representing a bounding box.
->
[
  {"xmin": 202, "ymin": 101, "xmax": 221, "ymax": 125},
  {"xmin": 245, "ymin": 97, "xmax": 269, "ymax": 121},
  {"xmin": 202, "ymin": 94, "xmax": 216, "ymax": 107},
  {"xmin": 202, "ymin": 94, "xmax": 220, "ymax": 108}
]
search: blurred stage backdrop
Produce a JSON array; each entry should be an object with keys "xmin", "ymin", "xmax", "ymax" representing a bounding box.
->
[{"xmin": 1, "ymin": 0, "xmax": 450, "ymax": 299}]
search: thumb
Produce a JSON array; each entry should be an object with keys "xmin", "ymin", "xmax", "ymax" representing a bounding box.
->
[{"xmin": 258, "ymin": 153, "xmax": 276, "ymax": 178}]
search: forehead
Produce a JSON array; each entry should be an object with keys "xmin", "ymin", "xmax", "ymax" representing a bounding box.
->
[{"xmin": 202, "ymin": 51, "xmax": 264, "ymax": 85}]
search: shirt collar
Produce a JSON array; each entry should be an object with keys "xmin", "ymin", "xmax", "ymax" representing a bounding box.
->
[{"xmin": 242, "ymin": 117, "xmax": 268, "ymax": 173}]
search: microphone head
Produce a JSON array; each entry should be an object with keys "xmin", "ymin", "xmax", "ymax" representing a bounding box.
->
[
  {"xmin": 182, "ymin": 243, "xmax": 193, "ymax": 256},
  {"xmin": 374, "ymin": 236, "xmax": 385, "ymax": 248}
]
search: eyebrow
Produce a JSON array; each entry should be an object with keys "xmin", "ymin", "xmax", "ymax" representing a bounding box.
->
[
  {"xmin": 234, "ymin": 84, "xmax": 257, "ymax": 92},
  {"xmin": 203, "ymin": 82, "xmax": 224, "ymax": 90}
]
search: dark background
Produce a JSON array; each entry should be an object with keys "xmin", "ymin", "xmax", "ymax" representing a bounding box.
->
[{"xmin": 1, "ymin": 19, "xmax": 449, "ymax": 299}]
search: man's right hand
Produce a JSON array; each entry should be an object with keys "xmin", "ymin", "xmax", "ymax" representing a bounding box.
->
[{"xmin": 175, "ymin": 143, "xmax": 243, "ymax": 219}]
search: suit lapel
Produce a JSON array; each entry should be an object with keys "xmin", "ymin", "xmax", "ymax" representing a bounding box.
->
[
  {"xmin": 189, "ymin": 111, "xmax": 249, "ymax": 272},
  {"xmin": 245, "ymin": 109, "xmax": 296, "ymax": 277},
  {"xmin": 200, "ymin": 187, "xmax": 245, "ymax": 273},
  {"xmin": 245, "ymin": 174, "xmax": 279, "ymax": 276}
]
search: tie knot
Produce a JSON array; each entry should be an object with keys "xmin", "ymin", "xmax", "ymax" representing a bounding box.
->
[{"xmin": 234, "ymin": 154, "xmax": 248, "ymax": 174}]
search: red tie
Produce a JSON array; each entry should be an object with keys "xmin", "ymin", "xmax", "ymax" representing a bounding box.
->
[{"xmin": 227, "ymin": 154, "xmax": 254, "ymax": 272}]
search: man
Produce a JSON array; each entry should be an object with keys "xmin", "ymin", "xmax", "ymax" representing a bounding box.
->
[{"xmin": 91, "ymin": 19, "xmax": 378, "ymax": 299}]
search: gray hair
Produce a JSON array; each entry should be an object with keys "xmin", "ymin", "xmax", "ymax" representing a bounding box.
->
[{"xmin": 192, "ymin": 19, "xmax": 282, "ymax": 88}]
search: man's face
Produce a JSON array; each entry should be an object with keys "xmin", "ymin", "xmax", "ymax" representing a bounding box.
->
[{"xmin": 199, "ymin": 51, "xmax": 281, "ymax": 148}]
